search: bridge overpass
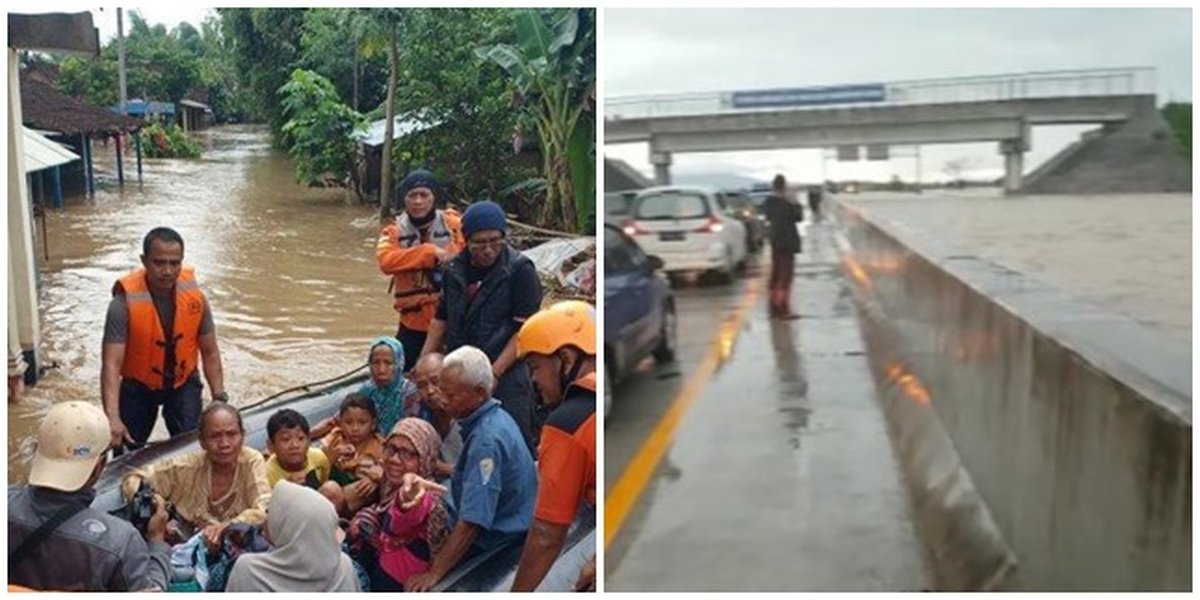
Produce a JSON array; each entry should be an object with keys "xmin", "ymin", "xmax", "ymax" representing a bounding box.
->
[{"xmin": 605, "ymin": 68, "xmax": 1159, "ymax": 191}]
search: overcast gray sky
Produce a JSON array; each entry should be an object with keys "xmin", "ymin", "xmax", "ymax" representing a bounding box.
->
[
  {"xmin": 89, "ymin": 7, "xmax": 216, "ymax": 43},
  {"xmin": 603, "ymin": 7, "xmax": 1192, "ymax": 185}
]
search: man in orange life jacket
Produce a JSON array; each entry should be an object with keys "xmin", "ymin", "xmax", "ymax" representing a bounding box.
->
[
  {"xmin": 376, "ymin": 169, "xmax": 465, "ymax": 368},
  {"xmin": 511, "ymin": 301, "xmax": 597, "ymax": 592},
  {"xmin": 102, "ymin": 227, "xmax": 227, "ymax": 453}
]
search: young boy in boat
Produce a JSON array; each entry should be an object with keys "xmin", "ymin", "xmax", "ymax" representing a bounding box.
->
[
  {"xmin": 317, "ymin": 394, "xmax": 386, "ymax": 515},
  {"xmin": 264, "ymin": 409, "xmax": 331, "ymax": 490}
]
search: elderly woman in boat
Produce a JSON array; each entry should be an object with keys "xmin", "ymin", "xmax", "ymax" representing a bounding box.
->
[{"xmin": 123, "ymin": 402, "xmax": 271, "ymax": 552}]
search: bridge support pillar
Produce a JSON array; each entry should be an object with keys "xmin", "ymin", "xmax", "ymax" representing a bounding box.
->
[
  {"xmin": 650, "ymin": 149, "xmax": 672, "ymax": 186},
  {"xmin": 999, "ymin": 132, "xmax": 1029, "ymax": 195}
]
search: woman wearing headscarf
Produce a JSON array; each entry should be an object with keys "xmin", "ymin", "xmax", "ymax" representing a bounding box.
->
[
  {"xmin": 347, "ymin": 418, "xmax": 450, "ymax": 591},
  {"xmin": 312, "ymin": 336, "xmax": 422, "ymax": 441},
  {"xmin": 225, "ymin": 481, "xmax": 361, "ymax": 592},
  {"xmin": 361, "ymin": 336, "xmax": 425, "ymax": 434}
]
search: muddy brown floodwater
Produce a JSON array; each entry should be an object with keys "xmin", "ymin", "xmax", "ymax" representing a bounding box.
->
[{"xmin": 9, "ymin": 125, "xmax": 397, "ymax": 483}]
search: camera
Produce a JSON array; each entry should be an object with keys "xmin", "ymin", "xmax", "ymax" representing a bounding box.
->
[{"xmin": 126, "ymin": 478, "xmax": 157, "ymax": 535}]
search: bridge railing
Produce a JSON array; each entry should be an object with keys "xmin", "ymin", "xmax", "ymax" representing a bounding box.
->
[{"xmin": 605, "ymin": 67, "xmax": 1156, "ymax": 120}]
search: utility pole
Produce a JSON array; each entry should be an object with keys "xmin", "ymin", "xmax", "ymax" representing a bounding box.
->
[{"xmin": 117, "ymin": 8, "xmax": 127, "ymax": 116}]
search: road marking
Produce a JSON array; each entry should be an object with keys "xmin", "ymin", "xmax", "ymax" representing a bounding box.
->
[{"xmin": 604, "ymin": 274, "xmax": 762, "ymax": 550}]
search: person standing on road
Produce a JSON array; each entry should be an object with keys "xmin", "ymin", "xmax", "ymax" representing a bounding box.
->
[
  {"xmin": 8, "ymin": 401, "xmax": 172, "ymax": 591},
  {"xmin": 102, "ymin": 227, "xmax": 227, "ymax": 453},
  {"xmin": 377, "ymin": 170, "xmax": 466, "ymax": 368},
  {"xmin": 763, "ymin": 174, "xmax": 803, "ymax": 319},
  {"xmin": 420, "ymin": 200, "xmax": 544, "ymax": 456},
  {"xmin": 511, "ymin": 301, "xmax": 598, "ymax": 592}
]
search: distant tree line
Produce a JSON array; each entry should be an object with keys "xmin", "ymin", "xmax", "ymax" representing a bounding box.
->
[
  {"xmin": 36, "ymin": 8, "xmax": 595, "ymax": 233},
  {"xmin": 1161, "ymin": 102, "xmax": 1191, "ymax": 161}
]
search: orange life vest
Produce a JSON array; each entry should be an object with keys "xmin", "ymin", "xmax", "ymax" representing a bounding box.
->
[
  {"xmin": 380, "ymin": 209, "xmax": 464, "ymax": 330},
  {"xmin": 114, "ymin": 267, "xmax": 206, "ymax": 390}
]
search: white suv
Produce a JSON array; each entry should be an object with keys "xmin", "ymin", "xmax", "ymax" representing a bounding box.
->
[{"xmin": 622, "ymin": 186, "xmax": 748, "ymax": 283}]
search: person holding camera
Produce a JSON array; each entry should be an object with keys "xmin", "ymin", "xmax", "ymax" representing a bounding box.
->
[
  {"xmin": 376, "ymin": 169, "xmax": 465, "ymax": 369},
  {"xmin": 8, "ymin": 401, "xmax": 171, "ymax": 591}
]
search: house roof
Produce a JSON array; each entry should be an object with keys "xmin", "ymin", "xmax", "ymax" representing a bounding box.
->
[
  {"xmin": 22, "ymin": 126, "xmax": 79, "ymax": 173},
  {"xmin": 119, "ymin": 99, "xmax": 175, "ymax": 117},
  {"xmin": 178, "ymin": 99, "xmax": 212, "ymax": 112},
  {"xmin": 19, "ymin": 75, "xmax": 142, "ymax": 136},
  {"xmin": 353, "ymin": 114, "xmax": 441, "ymax": 147}
]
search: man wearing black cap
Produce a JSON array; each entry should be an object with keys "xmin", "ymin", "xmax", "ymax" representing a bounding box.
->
[
  {"xmin": 422, "ymin": 201, "xmax": 545, "ymax": 456},
  {"xmin": 376, "ymin": 169, "xmax": 465, "ymax": 367}
]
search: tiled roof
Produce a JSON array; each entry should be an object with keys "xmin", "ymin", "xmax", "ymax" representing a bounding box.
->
[{"xmin": 19, "ymin": 74, "xmax": 142, "ymax": 136}]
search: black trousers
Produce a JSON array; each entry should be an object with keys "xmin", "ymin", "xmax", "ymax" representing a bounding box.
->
[
  {"xmin": 117, "ymin": 374, "xmax": 203, "ymax": 452},
  {"xmin": 493, "ymin": 362, "xmax": 545, "ymax": 459},
  {"xmin": 395, "ymin": 326, "xmax": 428, "ymax": 373}
]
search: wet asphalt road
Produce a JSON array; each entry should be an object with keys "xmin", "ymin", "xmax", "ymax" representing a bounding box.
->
[{"xmin": 604, "ymin": 219, "xmax": 931, "ymax": 591}]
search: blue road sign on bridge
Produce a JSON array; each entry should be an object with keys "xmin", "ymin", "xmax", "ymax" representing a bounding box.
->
[{"xmin": 731, "ymin": 84, "xmax": 887, "ymax": 108}]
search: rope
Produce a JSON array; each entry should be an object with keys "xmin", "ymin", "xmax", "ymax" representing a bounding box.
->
[{"xmin": 237, "ymin": 363, "xmax": 369, "ymax": 413}]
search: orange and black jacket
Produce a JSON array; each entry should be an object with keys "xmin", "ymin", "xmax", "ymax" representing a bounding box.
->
[
  {"xmin": 534, "ymin": 372, "xmax": 597, "ymax": 525},
  {"xmin": 376, "ymin": 209, "xmax": 465, "ymax": 332}
]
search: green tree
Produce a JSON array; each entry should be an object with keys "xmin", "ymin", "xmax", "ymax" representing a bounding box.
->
[
  {"xmin": 1162, "ymin": 102, "xmax": 1191, "ymax": 161},
  {"xmin": 299, "ymin": 9, "xmax": 387, "ymax": 113},
  {"xmin": 219, "ymin": 8, "xmax": 308, "ymax": 144},
  {"xmin": 389, "ymin": 9, "xmax": 532, "ymax": 205},
  {"xmin": 278, "ymin": 68, "xmax": 365, "ymax": 190},
  {"xmin": 477, "ymin": 8, "xmax": 595, "ymax": 232},
  {"xmin": 56, "ymin": 10, "xmax": 207, "ymax": 114},
  {"xmin": 195, "ymin": 15, "xmax": 252, "ymax": 123}
]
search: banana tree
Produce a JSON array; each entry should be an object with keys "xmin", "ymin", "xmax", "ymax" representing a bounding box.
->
[{"xmin": 477, "ymin": 8, "xmax": 595, "ymax": 232}]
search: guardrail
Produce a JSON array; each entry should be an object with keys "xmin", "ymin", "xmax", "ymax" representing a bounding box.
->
[{"xmin": 605, "ymin": 67, "xmax": 1156, "ymax": 120}]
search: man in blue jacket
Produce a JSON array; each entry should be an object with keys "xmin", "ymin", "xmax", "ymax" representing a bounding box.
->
[{"xmin": 405, "ymin": 346, "xmax": 537, "ymax": 592}]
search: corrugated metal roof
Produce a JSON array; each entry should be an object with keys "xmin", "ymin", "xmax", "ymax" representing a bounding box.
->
[
  {"xmin": 178, "ymin": 99, "xmax": 211, "ymax": 111},
  {"xmin": 23, "ymin": 127, "xmax": 79, "ymax": 173},
  {"xmin": 353, "ymin": 114, "xmax": 441, "ymax": 147}
]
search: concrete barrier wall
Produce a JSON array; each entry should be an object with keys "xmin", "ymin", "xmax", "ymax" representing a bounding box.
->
[{"xmin": 832, "ymin": 200, "xmax": 1191, "ymax": 591}]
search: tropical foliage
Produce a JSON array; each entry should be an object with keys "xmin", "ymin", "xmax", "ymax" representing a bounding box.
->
[
  {"xmin": 42, "ymin": 8, "xmax": 596, "ymax": 232},
  {"xmin": 278, "ymin": 69, "xmax": 366, "ymax": 189},
  {"xmin": 477, "ymin": 8, "xmax": 596, "ymax": 231},
  {"xmin": 1161, "ymin": 102, "xmax": 1191, "ymax": 161},
  {"xmin": 136, "ymin": 122, "xmax": 203, "ymax": 158}
]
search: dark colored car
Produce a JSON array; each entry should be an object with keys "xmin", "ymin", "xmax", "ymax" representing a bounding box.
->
[
  {"xmin": 723, "ymin": 190, "xmax": 766, "ymax": 253},
  {"xmin": 604, "ymin": 223, "xmax": 676, "ymax": 418}
]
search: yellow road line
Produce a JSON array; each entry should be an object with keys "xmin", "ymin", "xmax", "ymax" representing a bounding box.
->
[{"xmin": 604, "ymin": 275, "xmax": 762, "ymax": 550}]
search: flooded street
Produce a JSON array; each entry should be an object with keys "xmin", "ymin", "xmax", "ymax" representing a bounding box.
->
[
  {"xmin": 9, "ymin": 125, "xmax": 395, "ymax": 483},
  {"xmin": 605, "ymin": 224, "xmax": 930, "ymax": 591}
]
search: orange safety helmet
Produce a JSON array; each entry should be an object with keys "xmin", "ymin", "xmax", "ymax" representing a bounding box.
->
[{"xmin": 517, "ymin": 300, "xmax": 596, "ymax": 358}]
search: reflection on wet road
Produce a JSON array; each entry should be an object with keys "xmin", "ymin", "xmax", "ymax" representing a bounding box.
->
[
  {"xmin": 604, "ymin": 221, "xmax": 931, "ymax": 591},
  {"xmin": 9, "ymin": 126, "xmax": 395, "ymax": 482}
]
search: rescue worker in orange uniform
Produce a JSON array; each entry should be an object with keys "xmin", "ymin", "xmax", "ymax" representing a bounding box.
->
[
  {"xmin": 102, "ymin": 227, "xmax": 227, "ymax": 453},
  {"xmin": 511, "ymin": 301, "xmax": 597, "ymax": 592},
  {"xmin": 376, "ymin": 169, "xmax": 465, "ymax": 367}
]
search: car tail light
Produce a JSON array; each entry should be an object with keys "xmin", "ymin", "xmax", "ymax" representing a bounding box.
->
[
  {"xmin": 622, "ymin": 220, "xmax": 646, "ymax": 236},
  {"xmin": 694, "ymin": 217, "xmax": 723, "ymax": 233}
]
